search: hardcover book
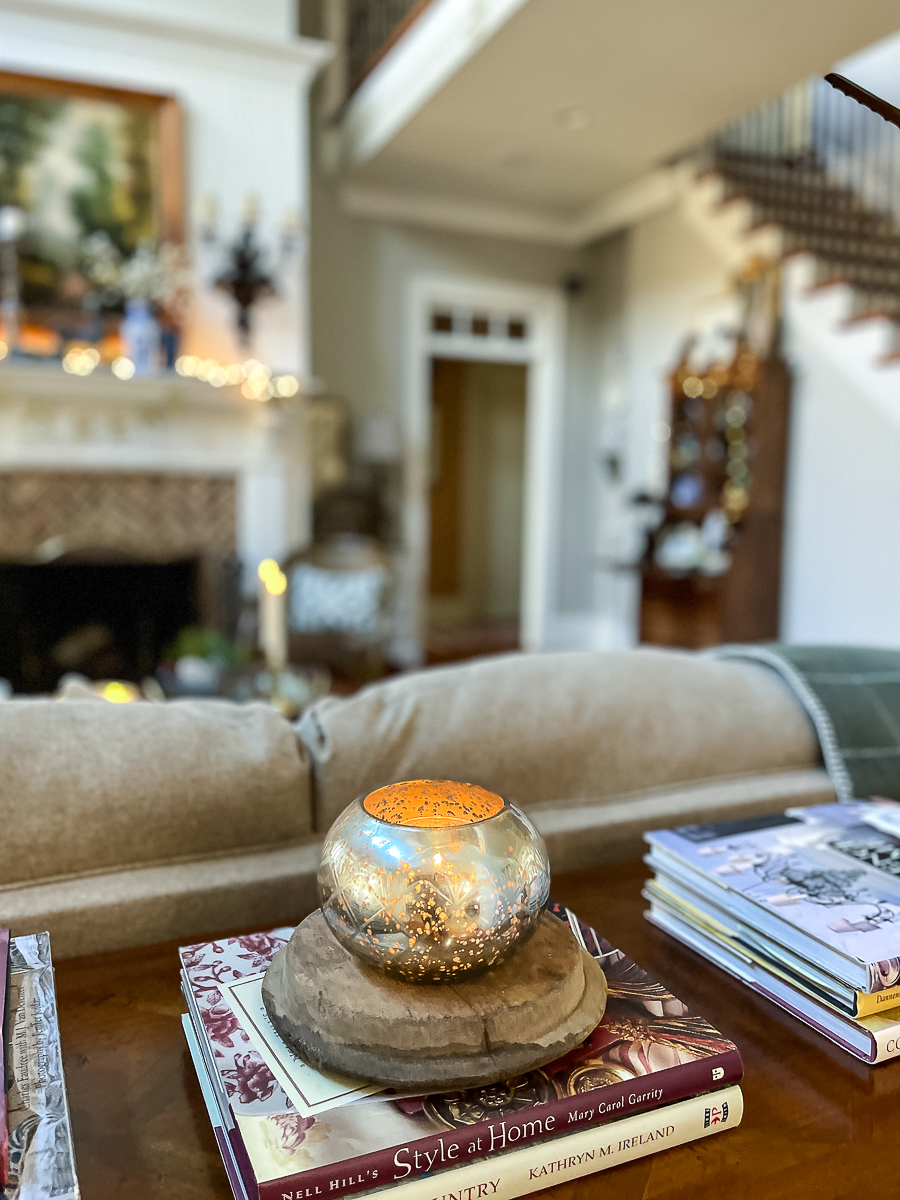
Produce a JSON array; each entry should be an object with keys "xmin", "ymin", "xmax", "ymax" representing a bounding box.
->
[
  {"xmin": 183, "ymin": 1012, "xmax": 742, "ymax": 1200},
  {"xmin": 180, "ymin": 902, "xmax": 743, "ymax": 1200},
  {"xmin": 645, "ymin": 864, "xmax": 900, "ymax": 1020},
  {"xmin": 645, "ymin": 802, "xmax": 900, "ymax": 994},
  {"xmin": 645, "ymin": 880, "xmax": 900, "ymax": 1064}
]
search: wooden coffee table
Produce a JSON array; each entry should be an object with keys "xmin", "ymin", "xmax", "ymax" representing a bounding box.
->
[{"xmin": 54, "ymin": 860, "xmax": 900, "ymax": 1199}]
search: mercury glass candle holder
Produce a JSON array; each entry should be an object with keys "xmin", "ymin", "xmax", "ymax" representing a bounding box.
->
[{"xmin": 317, "ymin": 779, "xmax": 551, "ymax": 983}]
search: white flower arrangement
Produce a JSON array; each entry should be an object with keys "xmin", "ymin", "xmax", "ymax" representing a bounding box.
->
[{"xmin": 81, "ymin": 233, "xmax": 191, "ymax": 307}]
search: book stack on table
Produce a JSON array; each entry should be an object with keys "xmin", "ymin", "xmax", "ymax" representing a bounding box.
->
[
  {"xmin": 180, "ymin": 902, "xmax": 743, "ymax": 1200},
  {"xmin": 644, "ymin": 799, "xmax": 900, "ymax": 1064},
  {"xmin": 1, "ymin": 929, "xmax": 79, "ymax": 1199}
]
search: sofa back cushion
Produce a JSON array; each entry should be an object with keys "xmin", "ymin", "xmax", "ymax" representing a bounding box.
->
[
  {"xmin": 0, "ymin": 699, "xmax": 311, "ymax": 885},
  {"xmin": 299, "ymin": 648, "xmax": 820, "ymax": 831}
]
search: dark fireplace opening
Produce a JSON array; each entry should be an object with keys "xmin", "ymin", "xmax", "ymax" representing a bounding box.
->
[{"xmin": 0, "ymin": 557, "xmax": 199, "ymax": 693}]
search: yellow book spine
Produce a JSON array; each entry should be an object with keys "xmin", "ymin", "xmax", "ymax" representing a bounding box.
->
[{"xmin": 857, "ymin": 985, "xmax": 900, "ymax": 1017}]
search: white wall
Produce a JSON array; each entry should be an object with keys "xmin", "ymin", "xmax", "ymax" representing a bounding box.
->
[
  {"xmin": 0, "ymin": 0, "xmax": 327, "ymax": 372},
  {"xmin": 623, "ymin": 206, "xmax": 733, "ymax": 503},
  {"xmin": 781, "ymin": 322, "xmax": 900, "ymax": 647}
]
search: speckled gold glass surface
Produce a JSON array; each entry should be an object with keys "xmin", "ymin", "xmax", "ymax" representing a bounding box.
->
[{"xmin": 318, "ymin": 780, "xmax": 551, "ymax": 983}]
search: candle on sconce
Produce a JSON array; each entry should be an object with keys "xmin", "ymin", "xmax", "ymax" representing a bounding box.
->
[
  {"xmin": 198, "ymin": 193, "xmax": 218, "ymax": 243},
  {"xmin": 242, "ymin": 192, "xmax": 260, "ymax": 227},
  {"xmin": 257, "ymin": 558, "xmax": 288, "ymax": 673},
  {"xmin": 280, "ymin": 208, "xmax": 302, "ymax": 254}
]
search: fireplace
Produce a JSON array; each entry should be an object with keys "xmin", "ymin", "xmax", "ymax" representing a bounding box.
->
[
  {"xmin": 0, "ymin": 367, "xmax": 312, "ymax": 694},
  {"xmin": 0, "ymin": 557, "xmax": 202, "ymax": 692},
  {"xmin": 0, "ymin": 463, "xmax": 242, "ymax": 692}
]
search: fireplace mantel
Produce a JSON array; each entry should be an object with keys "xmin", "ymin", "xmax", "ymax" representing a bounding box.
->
[{"xmin": 0, "ymin": 364, "xmax": 310, "ymax": 589}]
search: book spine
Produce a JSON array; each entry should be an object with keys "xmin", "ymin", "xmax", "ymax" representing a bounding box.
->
[
  {"xmin": 182, "ymin": 1015, "xmax": 256, "ymax": 1200},
  {"xmin": 856, "ymin": 984, "xmax": 900, "ymax": 1017},
  {"xmin": 0, "ymin": 928, "xmax": 8, "ymax": 1189},
  {"xmin": 259, "ymin": 1049, "xmax": 742, "ymax": 1200},
  {"xmin": 870, "ymin": 1025, "xmax": 900, "ymax": 1064},
  {"xmin": 262, "ymin": 1086, "xmax": 743, "ymax": 1200}
]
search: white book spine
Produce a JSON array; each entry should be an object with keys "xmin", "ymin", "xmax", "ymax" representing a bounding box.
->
[
  {"xmin": 272, "ymin": 1086, "xmax": 743, "ymax": 1200},
  {"xmin": 871, "ymin": 1025, "xmax": 900, "ymax": 1063}
]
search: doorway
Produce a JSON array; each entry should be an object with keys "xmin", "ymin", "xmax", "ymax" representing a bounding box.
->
[{"xmin": 427, "ymin": 357, "xmax": 527, "ymax": 662}]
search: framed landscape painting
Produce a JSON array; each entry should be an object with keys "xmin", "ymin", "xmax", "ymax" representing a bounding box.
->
[{"xmin": 0, "ymin": 70, "xmax": 182, "ymax": 351}]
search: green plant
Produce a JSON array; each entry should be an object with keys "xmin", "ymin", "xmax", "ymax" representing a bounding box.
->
[{"xmin": 164, "ymin": 626, "xmax": 249, "ymax": 670}]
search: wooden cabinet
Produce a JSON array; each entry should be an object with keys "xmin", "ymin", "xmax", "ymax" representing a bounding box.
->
[{"xmin": 640, "ymin": 346, "xmax": 791, "ymax": 648}]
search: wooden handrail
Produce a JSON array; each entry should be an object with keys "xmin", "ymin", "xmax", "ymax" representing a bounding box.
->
[{"xmin": 824, "ymin": 72, "xmax": 900, "ymax": 131}]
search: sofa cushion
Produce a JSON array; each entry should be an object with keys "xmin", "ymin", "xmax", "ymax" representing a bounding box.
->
[
  {"xmin": 0, "ymin": 698, "xmax": 312, "ymax": 886},
  {"xmin": 1, "ymin": 842, "xmax": 322, "ymax": 959},
  {"xmin": 298, "ymin": 648, "xmax": 822, "ymax": 831}
]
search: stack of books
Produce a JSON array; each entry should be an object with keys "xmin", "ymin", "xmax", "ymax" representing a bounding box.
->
[
  {"xmin": 180, "ymin": 902, "xmax": 743, "ymax": 1200},
  {"xmin": 644, "ymin": 799, "xmax": 900, "ymax": 1064},
  {"xmin": 1, "ymin": 929, "xmax": 80, "ymax": 1199}
]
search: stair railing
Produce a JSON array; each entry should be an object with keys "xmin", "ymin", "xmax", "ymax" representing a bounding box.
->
[
  {"xmin": 700, "ymin": 76, "xmax": 900, "ymax": 228},
  {"xmin": 345, "ymin": 0, "xmax": 435, "ymax": 96}
]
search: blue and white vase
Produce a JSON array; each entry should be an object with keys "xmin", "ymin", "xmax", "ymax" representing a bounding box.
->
[{"xmin": 119, "ymin": 298, "xmax": 161, "ymax": 375}]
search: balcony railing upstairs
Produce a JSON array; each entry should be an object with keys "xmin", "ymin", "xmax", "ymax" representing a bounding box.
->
[
  {"xmin": 695, "ymin": 76, "xmax": 900, "ymax": 320},
  {"xmin": 346, "ymin": 0, "xmax": 434, "ymax": 96}
]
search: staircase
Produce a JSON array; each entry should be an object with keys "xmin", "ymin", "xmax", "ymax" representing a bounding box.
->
[
  {"xmin": 674, "ymin": 76, "xmax": 900, "ymax": 649},
  {"xmin": 678, "ymin": 76, "xmax": 900, "ymax": 431},
  {"xmin": 692, "ymin": 77, "xmax": 900, "ymax": 324}
]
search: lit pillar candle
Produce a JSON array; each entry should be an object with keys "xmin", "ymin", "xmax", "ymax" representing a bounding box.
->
[{"xmin": 257, "ymin": 558, "xmax": 288, "ymax": 673}]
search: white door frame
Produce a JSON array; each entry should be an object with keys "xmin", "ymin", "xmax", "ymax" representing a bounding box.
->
[{"xmin": 395, "ymin": 272, "xmax": 567, "ymax": 666}]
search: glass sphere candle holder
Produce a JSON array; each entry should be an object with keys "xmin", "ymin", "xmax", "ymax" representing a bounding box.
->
[{"xmin": 317, "ymin": 779, "xmax": 551, "ymax": 983}]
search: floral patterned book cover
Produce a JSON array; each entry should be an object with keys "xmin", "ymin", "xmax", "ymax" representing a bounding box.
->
[{"xmin": 179, "ymin": 902, "xmax": 742, "ymax": 1200}]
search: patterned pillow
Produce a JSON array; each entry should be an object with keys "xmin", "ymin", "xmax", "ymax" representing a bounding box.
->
[{"xmin": 289, "ymin": 564, "xmax": 386, "ymax": 637}]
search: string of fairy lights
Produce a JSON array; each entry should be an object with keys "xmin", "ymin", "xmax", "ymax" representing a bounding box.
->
[
  {"xmin": 175, "ymin": 355, "xmax": 300, "ymax": 401},
  {"xmin": 0, "ymin": 339, "xmax": 300, "ymax": 402}
]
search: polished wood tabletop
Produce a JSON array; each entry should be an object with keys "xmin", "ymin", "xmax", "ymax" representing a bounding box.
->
[{"xmin": 54, "ymin": 860, "xmax": 900, "ymax": 1200}]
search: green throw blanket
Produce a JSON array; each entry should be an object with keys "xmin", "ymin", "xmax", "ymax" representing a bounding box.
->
[{"xmin": 710, "ymin": 645, "xmax": 900, "ymax": 803}]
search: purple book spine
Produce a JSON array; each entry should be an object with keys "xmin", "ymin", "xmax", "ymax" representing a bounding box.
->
[
  {"xmin": 228, "ymin": 1121, "xmax": 261, "ymax": 1199},
  {"xmin": 0, "ymin": 928, "xmax": 9, "ymax": 1189},
  {"xmin": 215, "ymin": 1126, "xmax": 253, "ymax": 1200},
  {"xmin": 258, "ymin": 1048, "xmax": 743, "ymax": 1200}
]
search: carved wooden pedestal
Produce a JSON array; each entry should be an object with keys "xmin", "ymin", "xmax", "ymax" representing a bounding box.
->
[{"xmin": 262, "ymin": 910, "xmax": 607, "ymax": 1092}]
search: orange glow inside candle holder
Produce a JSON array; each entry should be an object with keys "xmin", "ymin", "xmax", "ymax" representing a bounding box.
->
[{"xmin": 362, "ymin": 779, "xmax": 505, "ymax": 828}]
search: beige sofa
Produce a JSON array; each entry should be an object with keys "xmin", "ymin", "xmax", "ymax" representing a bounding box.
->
[{"xmin": 0, "ymin": 648, "xmax": 835, "ymax": 957}]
